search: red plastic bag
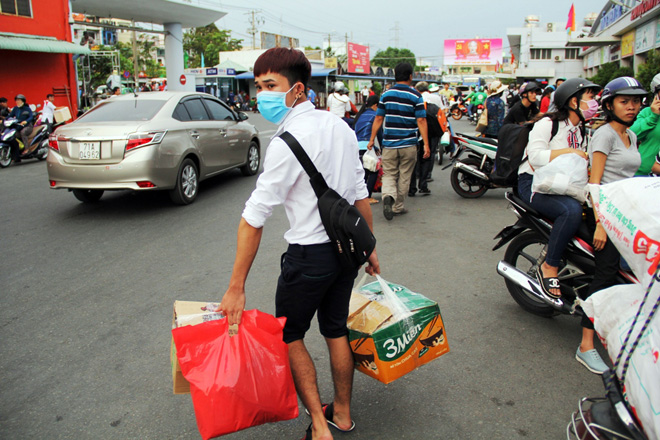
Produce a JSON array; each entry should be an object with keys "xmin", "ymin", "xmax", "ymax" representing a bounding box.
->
[{"xmin": 172, "ymin": 309, "xmax": 299, "ymax": 439}]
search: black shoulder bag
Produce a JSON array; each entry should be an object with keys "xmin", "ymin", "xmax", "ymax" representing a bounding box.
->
[{"xmin": 279, "ymin": 131, "xmax": 376, "ymax": 270}]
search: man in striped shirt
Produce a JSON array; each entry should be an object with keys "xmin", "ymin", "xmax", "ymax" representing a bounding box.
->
[{"xmin": 367, "ymin": 62, "xmax": 430, "ymax": 220}]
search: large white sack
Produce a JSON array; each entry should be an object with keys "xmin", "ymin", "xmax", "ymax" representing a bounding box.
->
[
  {"xmin": 587, "ymin": 178, "xmax": 660, "ymax": 286},
  {"xmin": 583, "ymin": 283, "xmax": 660, "ymax": 439}
]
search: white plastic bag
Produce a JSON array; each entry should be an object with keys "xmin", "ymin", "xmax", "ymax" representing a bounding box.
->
[
  {"xmin": 362, "ymin": 147, "xmax": 378, "ymax": 172},
  {"xmin": 582, "ymin": 283, "xmax": 660, "ymax": 440},
  {"xmin": 588, "ymin": 178, "xmax": 660, "ymax": 286},
  {"xmin": 532, "ymin": 153, "xmax": 588, "ymax": 202},
  {"xmin": 440, "ymin": 131, "xmax": 450, "ymax": 147}
]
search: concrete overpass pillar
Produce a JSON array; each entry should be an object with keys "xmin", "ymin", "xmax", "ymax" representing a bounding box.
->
[{"xmin": 164, "ymin": 22, "xmax": 184, "ymax": 91}]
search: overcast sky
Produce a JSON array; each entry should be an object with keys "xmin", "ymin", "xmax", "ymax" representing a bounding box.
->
[{"xmin": 214, "ymin": 0, "xmax": 607, "ymax": 63}]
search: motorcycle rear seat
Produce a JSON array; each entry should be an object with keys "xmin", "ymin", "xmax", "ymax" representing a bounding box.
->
[
  {"xmin": 458, "ymin": 133, "xmax": 498, "ymax": 146},
  {"xmin": 25, "ymin": 125, "xmax": 46, "ymax": 144},
  {"xmin": 508, "ymin": 191, "xmax": 594, "ymax": 244}
]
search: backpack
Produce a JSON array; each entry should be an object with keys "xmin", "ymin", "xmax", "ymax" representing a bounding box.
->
[
  {"xmin": 279, "ymin": 132, "xmax": 377, "ymax": 270},
  {"xmin": 490, "ymin": 118, "xmax": 559, "ymax": 187},
  {"xmin": 424, "ymin": 102, "xmax": 444, "ymax": 138}
]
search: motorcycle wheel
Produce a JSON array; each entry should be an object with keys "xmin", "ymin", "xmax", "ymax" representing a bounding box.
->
[
  {"xmin": 450, "ymin": 157, "xmax": 488, "ymax": 198},
  {"xmin": 503, "ymin": 230, "xmax": 558, "ymax": 317},
  {"xmin": 37, "ymin": 147, "xmax": 49, "ymax": 161},
  {"xmin": 437, "ymin": 149, "xmax": 443, "ymax": 165},
  {"xmin": 451, "ymin": 108, "xmax": 463, "ymax": 120},
  {"xmin": 0, "ymin": 146, "xmax": 12, "ymax": 168}
]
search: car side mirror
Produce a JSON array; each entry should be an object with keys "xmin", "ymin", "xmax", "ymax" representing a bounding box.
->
[{"xmin": 238, "ymin": 112, "xmax": 248, "ymax": 121}]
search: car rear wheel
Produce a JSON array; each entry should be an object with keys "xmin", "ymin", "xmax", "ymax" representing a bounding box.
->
[
  {"xmin": 170, "ymin": 158, "xmax": 198, "ymax": 205},
  {"xmin": 0, "ymin": 146, "xmax": 12, "ymax": 168},
  {"xmin": 240, "ymin": 141, "xmax": 260, "ymax": 176},
  {"xmin": 73, "ymin": 189, "xmax": 104, "ymax": 203}
]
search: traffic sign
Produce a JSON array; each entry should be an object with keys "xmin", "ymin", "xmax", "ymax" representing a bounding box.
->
[
  {"xmin": 123, "ymin": 70, "xmax": 131, "ymax": 79},
  {"xmin": 180, "ymin": 74, "xmax": 187, "ymax": 85}
]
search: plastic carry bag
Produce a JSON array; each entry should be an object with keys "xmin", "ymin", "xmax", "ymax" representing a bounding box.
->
[
  {"xmin": 532, "ymin": 153, "xmax": 588, "ymax": 202},
  {"xmin": 172, "ymin": 309, "xmax": 298, "ymax": 439},
  {"xmin": 440, "ymin": 131, "xmax": 451, "ymax": 147},
  {"xmin": 362, "ymin": 147, "xmax": 379, "ymax": 172},
  {"xmin": 587, "ymin": 178, "xmax": 660, "ymax": 286}
]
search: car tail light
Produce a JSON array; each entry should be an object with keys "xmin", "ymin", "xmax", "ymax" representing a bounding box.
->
[
  {"xmin": 50, "ymin": 180, "xmax": 57, "ymax": 187},
  {"xmin": 136, "ymin": 181, "xmax": 156, "ymax": 188},
  {"xmin": 48, "ymin": 133, "xmax": 59, "ymax": 151},
  {"xmin": 126, "ymin": 132, "xmax": 165, "ymax": 152}
]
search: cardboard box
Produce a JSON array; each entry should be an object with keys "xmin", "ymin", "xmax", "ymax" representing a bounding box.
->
[
  {"xmin": 171, "ymin": 300, "xmax": 223, "ymax": 394},
  {"xmin": 348, "ymin": 280, "xmax": 449, "ymax": 384},
  {"xmin": 54, "ymin": 106, "xmax": 72, "ymax": 123}
]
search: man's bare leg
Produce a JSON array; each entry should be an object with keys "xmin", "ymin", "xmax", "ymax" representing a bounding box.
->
[
  {"xmin": 288, "ymin": 340, "xmax": 333, "ymax": 440},
  {"xmin": 325, "ymin": 335, "xmax": 354, "ymax": 431}
]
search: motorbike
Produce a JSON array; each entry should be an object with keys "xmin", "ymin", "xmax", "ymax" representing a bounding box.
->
[
  {"xmin": 447, "ymin": 132, "xmax": 500, "ymax": 198},
  {"xmin": 567, "ymin": 369, "xmax": 648, "ymax": 440},
  {"xmin": 0, "ymin": 117, "xmax": 52, "ymax": 168},
  {"xmin": 492, "ymin": 191, "xmax": 637, "ymax": 318},
  {"xmin": 468, "ymin": 104, "xmax": 485, "ymax": 125},
  {"xmin": 449, "ymin": 97, "xmax": 468, "ymax": 120}
]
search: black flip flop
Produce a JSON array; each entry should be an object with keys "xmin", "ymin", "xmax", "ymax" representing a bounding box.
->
[
  {"xmin": 536, "ymin": 267, "xmax": 561, "ymax": 299},
  {"xmin": 304, "ymin": 403, "xmax": 356, "ymax": 432}
]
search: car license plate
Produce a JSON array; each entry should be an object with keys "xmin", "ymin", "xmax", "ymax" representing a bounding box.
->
[{"xmin": 79, "ymin": 142, "xmax": 100, "ymax": 160}]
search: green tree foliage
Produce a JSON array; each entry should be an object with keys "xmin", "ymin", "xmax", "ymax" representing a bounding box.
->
[
  {"xmin": 183, "ymin": 24, "xmax": 242, "ymax": 68},
  {"xmin": 372, "ymin": 82, "xmax": 383, "ymax": 96},
  {"xmin": 588, "ymin": 62, "xmax": 635, "ymax": 88},
  {"xmin": 637, "ymin": 49, "xmax": 660, "ymax": 95},
  {"xmin": 372, "ymin": 47, "xmax": 416, "ymax": 69}
]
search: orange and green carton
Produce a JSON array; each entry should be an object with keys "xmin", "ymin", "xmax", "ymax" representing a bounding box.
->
[{"xmin": 348, "ymin": 279, "xmax": 449, "ymax": 384}]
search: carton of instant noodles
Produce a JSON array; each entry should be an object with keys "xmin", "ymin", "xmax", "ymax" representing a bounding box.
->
[{"xmin": 348, "ymin": 278, "xmax": 449, "ymax": 384}]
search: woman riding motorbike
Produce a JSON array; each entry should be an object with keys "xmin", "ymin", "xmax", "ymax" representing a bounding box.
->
[
  {"xmin": 578, "ymin": 77, "xmax": 648, "ymax": 374},
  {"xmin": 516, "ymin": 78, "xmax": 601, "ymax": 301}
]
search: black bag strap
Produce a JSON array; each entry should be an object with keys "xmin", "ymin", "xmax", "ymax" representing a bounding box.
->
[{"xmin": 279, "ymin": 131, "xmax": 329, "ymax": 198}]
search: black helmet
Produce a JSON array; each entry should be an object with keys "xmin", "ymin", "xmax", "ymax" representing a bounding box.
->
[
  {"xmin": 519, "ymin": 81, "xmax": 541, "ymax": 97},
  {"xmin": 15, "ymin": 94, "xmax": 26, "ymax": 101},
  {"xmin": 553, "ymin": 78, "xmax": 601, "ymax": 109}
]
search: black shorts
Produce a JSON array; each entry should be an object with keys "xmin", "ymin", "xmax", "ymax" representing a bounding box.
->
[{"xmin": 275, "ymin": 243, "xmax": 358, "ymax": 343}]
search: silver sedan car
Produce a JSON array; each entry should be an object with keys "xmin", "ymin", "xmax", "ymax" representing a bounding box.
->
[{"xmin": 47, "ymin": 92, "xmax": 261, "ymax": 204}]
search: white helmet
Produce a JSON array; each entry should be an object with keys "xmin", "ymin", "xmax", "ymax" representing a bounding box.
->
[{"xmin": 651, "ymin": 73, "xmax": 660, "ymax": 94}]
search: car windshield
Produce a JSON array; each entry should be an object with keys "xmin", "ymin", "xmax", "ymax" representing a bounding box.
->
[{"xmin": 77, "ymin": 100, "xmax": 165, "ymax": 122}]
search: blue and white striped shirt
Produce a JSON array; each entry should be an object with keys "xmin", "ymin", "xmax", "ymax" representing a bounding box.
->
[{"xmin": 377, "ymin": 84, "xmax": 426, "ymax": 148}]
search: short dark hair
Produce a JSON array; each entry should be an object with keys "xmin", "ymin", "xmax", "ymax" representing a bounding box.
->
[
  {"xmin": 0, "ymin": 97, "xmax": 6, "ymax": 103},
  {"xmin": 254, "ymin": 48, "xmax": 311, "ymax": 88},
  {"xmin": 47, "ymin": 94, "xmax": 54, "ymax": 99},
  {"xmin": 394, "ymin": 62, "xmax": 413, "ymax": 82}
]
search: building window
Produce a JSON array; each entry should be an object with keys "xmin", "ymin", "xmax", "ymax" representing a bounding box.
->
[
  {"xmin": 565, "ymin": 48, "xmax": 580, "ymax": 59},
  {"xmin": 530, "ymin": 49, "xmax": 552, "ymax": 60},
  {"xmin": 0, "ymin": 0, "xmax": 32, "ymax": 16}
]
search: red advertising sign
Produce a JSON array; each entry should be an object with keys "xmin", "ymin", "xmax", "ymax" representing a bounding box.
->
[
  {"xmin": 443, "ymin": 39, "xmax": 503, "ymax": 66},
  {"xmin": 347, "ymin": 42, "xmax": 370, "ymax": 74}
]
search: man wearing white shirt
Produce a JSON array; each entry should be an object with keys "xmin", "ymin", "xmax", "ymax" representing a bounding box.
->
[
  {"xmin": 326, "ymin": 84, "xmax": 351, "ymax": 119},
  {"xmin": 41, "ymin": 94, "xmax": 56, "ymax": 132},
  {"xmin": 219, "ymin": 47, "xmax": 379, "ymax": 440}
]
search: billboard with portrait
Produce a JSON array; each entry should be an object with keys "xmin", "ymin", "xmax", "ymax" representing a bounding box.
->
[
  {"xmin": 347, "ymin": 42, "xmax": 370, "ymax": 74},
  {"xmin": 443, "ymin": 39, "xmax": 503, "ymax": 66}
]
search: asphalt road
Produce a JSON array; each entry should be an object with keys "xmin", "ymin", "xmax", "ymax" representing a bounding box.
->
[{"xmin": 0, "ymin": 112, "xmax": 607, "ymax": 440}]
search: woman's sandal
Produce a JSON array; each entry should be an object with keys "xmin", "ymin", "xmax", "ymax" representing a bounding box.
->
[
  {"xmin": 536, "ymin": 266, "xmax": 561, "ymax": 299},
  {"xmin": 304, "ymin": 403, "xmax": 356, "ymax": 432}
]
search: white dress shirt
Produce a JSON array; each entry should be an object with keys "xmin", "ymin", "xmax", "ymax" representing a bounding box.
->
[
  {"xmin": 242, "ymin": 101, "xmax": 369, "ymax": 245},
  {"xmin": 41, "ymin": 100, "xmax": 56, "ymax": 123},
  {"xmin": 519, "ymin": 117, "xmax": 584, "ymax": 175}
]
